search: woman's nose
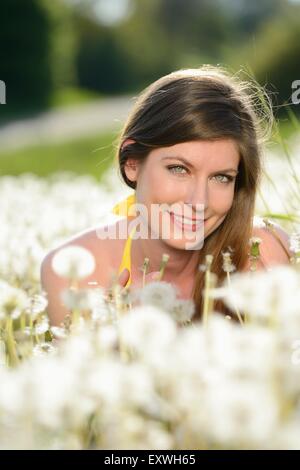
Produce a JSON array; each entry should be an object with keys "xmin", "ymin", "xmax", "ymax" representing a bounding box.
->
[{"xmin": 186, "ymin": 181, "xmax": 209, "ymax": 213}]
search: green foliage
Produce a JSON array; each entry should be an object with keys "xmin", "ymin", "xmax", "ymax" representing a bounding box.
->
[
  {"xmin": 41, "ymin": 0, "xmax": 78, "ymax": 90},
  {"xmin": 0, "ymin": 0, "xmax": 77, "ymax": 112},
  {"xmin": 0, "ymin": 0, "xmax": 53, "ymax": 109},
  {"xmin": 0, "ymin": 131, "xmax": 117, "ymax": 181},
  {"xmin": 75, "ymin": 18, "xmax": 134, "ymax": 94},
  {"xmin": 75, "ymin": 1, "xmax": 176, "ymax": 94},
  {"xmin": 49, "ymin": 87, "xmax": 103, "ymax": 109},
  {"xmin": 230, "ymin": 4, "xmax": 300, "ymax": 117}
]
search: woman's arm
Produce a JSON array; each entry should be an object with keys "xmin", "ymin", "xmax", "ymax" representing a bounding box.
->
[
  {"xmin": 40, "ymin": 249, "xmax": 73, "ymax": 326},
  {"xmin": 40, "ymin": 230, "xmax": 110, "ymax": 326}
]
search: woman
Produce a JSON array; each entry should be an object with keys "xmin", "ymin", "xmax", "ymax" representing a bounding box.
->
[{"xmin": 41, "ymin": 65, "xmax": 292, "ymax": 326}]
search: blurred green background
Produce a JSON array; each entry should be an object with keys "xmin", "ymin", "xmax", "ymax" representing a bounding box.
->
[{"xmin": 0, "ymin": 0, "xmax": 300, "ymax": 181}]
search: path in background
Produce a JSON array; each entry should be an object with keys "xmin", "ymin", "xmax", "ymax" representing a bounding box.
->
[{"xmin": 0, "ymin": 95, "xmax": 134, "ymax": 152}]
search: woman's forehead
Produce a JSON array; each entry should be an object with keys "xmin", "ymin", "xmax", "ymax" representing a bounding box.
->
[{"xmin": 148, "ymin": 139, "xmax": 240, "ymax": 169}]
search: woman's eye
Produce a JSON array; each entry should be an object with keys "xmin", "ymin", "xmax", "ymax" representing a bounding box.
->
[
  {"xmin": 167, "ymin": 165, "xmax": 188, "ymax": 175},
  {"xmin": 213, "ymin": 174, "xmax": 234, "ymax": 184},
  {"xmin": 166, "ymin": 167, "xmax": 235, "ymax": 183}
]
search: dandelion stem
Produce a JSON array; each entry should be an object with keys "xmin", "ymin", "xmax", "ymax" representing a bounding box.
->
[
  {"xmin": 20, "ymin": 312, "xmax": 26, "ymax": 331},
  {"xmin": 226, "ymin": 271, "xmax": 244, "ymax": 326},
  {"xmin": 249, "ymin": 237, "xmax": 262, "ymax": 272},
  {"xmin": 113, "ymin": 282, "xmax": 130, "ymax": 363},
  {"xmin": 158, "ymin": 254, "xmax": 170, "ymax": 281},
  {"xmin": 71, "ymin": 308, "xmax": 80, "ymax": 327},
  {"xmin": 5, "ymin": 317, "xmax": 19, "ymax": 367},
  {"xmin": 202, "ymin": 255, "xmax": 214, "ymax": 327},
  {"xmin": 142, "ymin": 257, "xmax": 150, "ymax": 288}
]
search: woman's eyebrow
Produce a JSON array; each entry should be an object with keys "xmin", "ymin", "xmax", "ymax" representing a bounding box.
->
[{"xmin": 161, "ymin": 156, "xmax": 238, "ymax": 173}]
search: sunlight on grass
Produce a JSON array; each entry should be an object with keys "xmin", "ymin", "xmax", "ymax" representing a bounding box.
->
[
  {"xmin": 49, "ymin": 87, "xmax": 104, "ymax": 109},
  {"xmin": 0, "ymin": 131, "xmax": 119, "ymax": 180}
]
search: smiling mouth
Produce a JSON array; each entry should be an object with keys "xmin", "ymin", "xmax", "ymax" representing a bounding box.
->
[
  {"xmin": 168, "ymin": 211, "xmax": 206, "ymax": 222},
  {"xmin": 168, "ymin": 211, "xmax": 206, "ymax": 230}
]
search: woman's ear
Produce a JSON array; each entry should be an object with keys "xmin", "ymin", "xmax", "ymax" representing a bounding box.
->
[
  {"xmin": 124, "ymin": 157, "xmax": 139, "ymax": 183},
  {"xmin": 121, "ymin": 138, "xmax": 139, "ymax": 183}
]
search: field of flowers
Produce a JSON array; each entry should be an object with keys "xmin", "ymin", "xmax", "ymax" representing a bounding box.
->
[{"xmin": 0, "ymin": 132, "xmax": 300, "ymax": 450}]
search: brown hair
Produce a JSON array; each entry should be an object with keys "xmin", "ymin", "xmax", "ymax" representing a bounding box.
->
[{"xmin": 114, "ymin": 65, "xmax": 274, "ymax": 321}]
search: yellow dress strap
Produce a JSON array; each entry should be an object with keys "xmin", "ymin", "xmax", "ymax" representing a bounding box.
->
[
  {"xmin": 118, "ymin": 225, "xmax": 137, "ymax": 287},
  {"xmin": 112, "ymin": 193, "xmax": 137, "ymax": 287},
  {"xmin": 112, "ymin": 193, "xmax": 136, "ymax": 217}
]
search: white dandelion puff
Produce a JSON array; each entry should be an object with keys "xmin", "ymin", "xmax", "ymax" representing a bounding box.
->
[
  {"xmin": 135, "ymin": 281, "xmax": 178, "ymax": 313},
  {"xmin": 34, "ymin": 315, "xmax": 50, "ymax": 335},
  {"xmin": 222, "ymin": 250, "xmax": 236, "ymax": 273},
  {"xmin": 51, "ymin": 245, "xmax": 95, "ymax": 280},
  {"xmin": 33, "ymin": 342, "xmax": 56, "ymax": 357},
  {"xmin": 50, "ymin": 326, "xmax": 68, "ymax": 340},
  {"xmin": 290, "ymin": 232, "xmax": 300, "ymax": 255},
  {"xmin": 0, "ymin": 280, "xmax": 29, "ymax": 319},
  {"xmin": 171, "ymin": 298, "xmax": 195, "ymax": 324},
  {"xmin": 119, "ymin": 305, "xmax": 177, "ymax": 354}
]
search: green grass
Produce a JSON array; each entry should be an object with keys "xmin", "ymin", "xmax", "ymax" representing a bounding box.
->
[
  {"xmin": 275, "ymin": 117, "xmax": 299, "ymax": 141},
  {"xmin": 0, "ymin": 131, "xmax": 119, "ymax": 181},
  {"xmin": 49, "ymin": 87, "xmax": 103, "ymax": 109}
]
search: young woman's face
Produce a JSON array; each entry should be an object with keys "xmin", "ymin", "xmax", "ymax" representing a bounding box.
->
[{"xmin": 126, "ymin": 139, "xmax": 240, "ymax": 250}]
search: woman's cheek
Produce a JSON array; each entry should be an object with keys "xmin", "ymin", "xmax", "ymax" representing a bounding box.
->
[
  {"xmin": 222, "ymin": 189, "xmax": 235, "ymax": 213},
  {"xmin": 151, "ymin": 176, "xmax": 179, "ymax": 201},
  {"xmin": 211, "ymin": 187, "xmax": 235, "ymax": 215}
]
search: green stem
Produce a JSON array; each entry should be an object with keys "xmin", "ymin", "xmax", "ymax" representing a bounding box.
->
[
  {"xmin": 142, "ymin": 257, "xmax": 150, "ymax": 288},
  {"xmin": 71, "ymin": 308, "xmax": 80, "ymax": 327},
  {"xmin": 5, "ymin": 317, "xmax": 19, "ymax": 367},
  {"xmin": 20, "ymin": 312, "xmax": 26, "ymax": 331},
  {"xmin": 203, "ymin": 269, "xmax": 210, "ymax": 327},
  {"xmin": 226, "ymin": 271, "xmax": 244, "ymax": 326}
]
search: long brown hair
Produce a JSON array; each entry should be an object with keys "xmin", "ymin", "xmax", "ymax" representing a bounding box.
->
[{"xmin": 114, "ymin": 65, "xmax": 274, "ymax": 321}]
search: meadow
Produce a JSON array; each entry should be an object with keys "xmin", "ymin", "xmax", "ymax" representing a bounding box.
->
[{"xmin": 0, "ymin": 118, "xmax": 299, "ymax": 449}]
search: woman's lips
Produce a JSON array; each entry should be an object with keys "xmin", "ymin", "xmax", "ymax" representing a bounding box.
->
[{"xmin": 169, "ymin": 211, "xmax": 206, "ymax": 231}]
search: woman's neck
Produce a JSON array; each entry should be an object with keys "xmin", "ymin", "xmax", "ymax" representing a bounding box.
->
[{"xmin": 128, "ymin": 218, "xmax": 200, "ymax": 283}]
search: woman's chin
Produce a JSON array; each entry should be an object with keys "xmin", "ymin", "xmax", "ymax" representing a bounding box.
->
[{"xmin": 160, "ymin": 230, "xmax": 206, "ymax": 251}]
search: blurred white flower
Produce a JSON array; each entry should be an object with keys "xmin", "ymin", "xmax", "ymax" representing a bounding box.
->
[
  {"xmin": 211, "ymin": 266, "xmax": 300, "ymax": 320},
  {"xmin": 50, "ymin": 326, "xmax": 68, "ymax": 340},
  {"xmin": 205, "ymin": 315, "xmax": 276, "ymax": 379},
  {"xmin": 135, "ymin": 281, "xmax": 178, "ymax": 313},
  {"xmin": 33, "ymin": 343, "xmax": 56, "ymax": 357},
  {"xmin": 26, "ymin": 294, "xmax": 48, "ymax": 319},
  {"xmin": 95, "ymin": 324, "xmax": 118, "ymax": 352},
  {"xmin": 171, "ymin": 298, "xmax": 195, "ymax": 323},
  {"xmin": 119, "ymin": 305, "xmax": 177, "ymax": 355},
  {"xmin": 0, "ymin": 169, "xmax": 300, "ymax": 449},
  {"xmin": 51, "ymin": 245, "xmax": 95, "ymax": 280},
  {"xmin": 0, "ymin": 280, "xmax": 29, "ymax": 319},
  {"xmin": 61, "ymin": 288, "xmax": 94, "ymax": 310},
  {"xmin": 222, "ymin": 250, "xmax": 236, "ymax": 273},
  {"xmin": 34, "ymin": 315, "xmax": 50, "ymax": 335},
  {"xmin": 205, "ymin": 381, "xmax": 279, "ymax": 446},
  {"xmin": 290, "ymin": 231, "xmax": 300, "ymax": 255}
]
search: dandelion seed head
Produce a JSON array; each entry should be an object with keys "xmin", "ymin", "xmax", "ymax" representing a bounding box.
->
[
  {"xmin": 171, "ymin": 298, "xmax": 195, "ymax": 324},
  {"xmin": 136, "ymin": 281, "xmax": 178, "ymax": 313},
  {"xmin": 0, "ymin": 280, "xmax": 29, "ymax": 319},
  {"xmin": 290, "ymin": 232, "xmax": 300, "ymax": 254},
  {"xmin": 51, "ymin": 245, "xmax": 95, "ymax": 280}
]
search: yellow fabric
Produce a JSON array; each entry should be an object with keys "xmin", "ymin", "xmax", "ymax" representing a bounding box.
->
[
  {"xmin": 111, "ymin": 193, "xmax": 136, "ymax": 216},
  {"xmin": 111, "ymin": 193, "xmax": 137, "ymax": 287},
  {"xmin": 118, "ymin": 225, "xmax": 137, "ymax": 287}
]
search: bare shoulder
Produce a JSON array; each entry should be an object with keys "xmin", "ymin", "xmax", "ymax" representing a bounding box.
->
[{"xmin": 252, "ymin": 218, "xmax": 292, "ymax": 267}]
